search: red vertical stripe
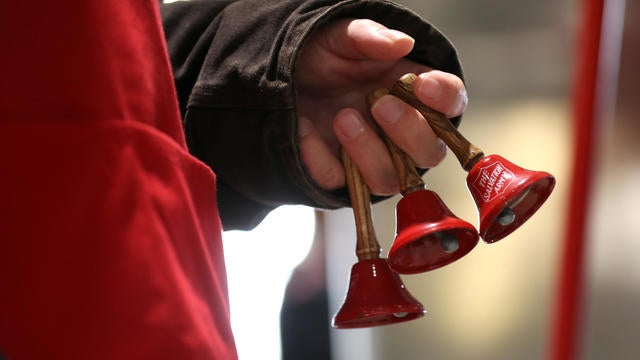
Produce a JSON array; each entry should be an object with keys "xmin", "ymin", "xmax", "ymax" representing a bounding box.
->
[{"xmin": 550, "ymin": 0, "xmax": 605, "ymax": 359}]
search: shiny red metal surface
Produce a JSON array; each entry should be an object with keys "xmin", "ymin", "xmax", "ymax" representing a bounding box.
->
[
  {"xmin": 332, "ymin": 258, "xmax": 425, "ymax": 329},
  {"xmin": 388, "ymin": 190, "xmax": 479, "ymax": 274},
  {"xmin": 466, "ymin": 154, "xmax": 556, "ymax": 243}
]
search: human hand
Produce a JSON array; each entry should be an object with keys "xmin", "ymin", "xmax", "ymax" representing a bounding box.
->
[{"xmin": 295, "ymin": 18, "xmax": 467, "ymax": 196}]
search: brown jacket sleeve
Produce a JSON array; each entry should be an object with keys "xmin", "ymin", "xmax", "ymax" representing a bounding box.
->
[{"xmin": 161, "ymin": 0, "xmax": 464, "ymax": 230}]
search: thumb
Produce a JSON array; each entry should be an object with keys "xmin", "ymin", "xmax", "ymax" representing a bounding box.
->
[{"xmin": 322, "ymin": 18, "xmax": 415, "ymax": 61}]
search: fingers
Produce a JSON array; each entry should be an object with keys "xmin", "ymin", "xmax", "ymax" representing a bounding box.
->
[
  {"xmin": 298, "ymin": 69, "xmax": 468, "ymax": 194},
  {"xmin": 323, "ymin": 18, "xmax": 414, "ymax": 61},
  {"xmin": 298, "ymin": 116, "xmax": 345, "ymax": 191},
  {"xmin": 370, "ymin": 94, "xmax": 447, "ymax": 169},
  {"xmin": 296, "ymin": 22, "xmax": 467, "ymax": 196},
  {"xmin": 299, "ymin": 112, "xmax": 400, "ymax": 195},
  {"xmin": 299, "ymin": 113, "xmax": 400, "ymax": 195},
  {"xmin": 369, "ymin": 70, "xmax": 467, "ymax": 168},
  {"xmin": 333, "ymin": 109, "xmax": 399, "ymax": 195},
  {"xmin": 413, "ymin": 70, "xmax": 467, "ymax": 118}
]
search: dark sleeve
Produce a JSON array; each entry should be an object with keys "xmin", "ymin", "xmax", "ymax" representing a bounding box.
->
[{"xmin": 161, "ymin": 0, "xmax": 464, "ymax": 231}]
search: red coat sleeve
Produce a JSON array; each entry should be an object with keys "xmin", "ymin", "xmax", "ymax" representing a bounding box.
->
[{"xmin": 0, "ymin": 1, "xmax": 237, "ymax": 358}]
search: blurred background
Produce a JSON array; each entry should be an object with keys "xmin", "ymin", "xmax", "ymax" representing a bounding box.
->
[{"xmin": 220, "ymin": 0, "xmax": 639, "ymax": 359}]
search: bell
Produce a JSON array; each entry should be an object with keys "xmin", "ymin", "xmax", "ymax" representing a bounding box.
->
[
  {"xmin": 333, "ymin": 150, "xmax": 425, "ymax": 329},
  {"xmin": 389, "ymin": 189, "xmax": 479, "ymax": 274},
  {"xmin": 365, "ymin": 88, "xmax": 479, "ymax": 275},
  {"xmin": 467, "ymin": 154, "xmax": 555, "ymax": 243},
  {"xmin": 390, "ymin": 73, "xmax": 556, "ymax": 244},
  {"xmin": 332, "ymin": 258, "xmax": 426, "ymax": 329}
]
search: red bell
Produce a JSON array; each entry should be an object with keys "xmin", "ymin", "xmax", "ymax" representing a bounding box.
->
[
  {"xmin": 388, "ymin": 189, "xmax": 479, "ymax": 274},
  {"xmin": 389, "ymin": 73, "xmax": 556, "ymax": 244},
  {"xmin": 467, "ymin": 154, "xmax": 556, "ymax": 243},
  {"xmin": 364, "ymin": 88, "xmax": 479, "ymax": 275},
  {"xmin": 332, "ymin": 258, "xmax": 425, "ymax": 329},
  {"xmin": 334, "ymin": 150, "xmax": 425, "ymax": 329}
]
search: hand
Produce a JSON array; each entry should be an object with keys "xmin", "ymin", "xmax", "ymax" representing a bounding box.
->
[{"xmin": 295, "ymin": 18, "xmax": 467, "ymax": 196}]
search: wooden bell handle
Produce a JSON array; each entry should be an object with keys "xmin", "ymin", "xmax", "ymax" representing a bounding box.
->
[
  {"xmin": 366, "ymin": 88, "xmax": 425, "ymax": 195},
  {"xmin": 390, "ymin": 73, "xmax": 484, "ymax": 172},
  {"xmin": 342, "ymin": 149, "xmax": 381, "ymax": 261}
]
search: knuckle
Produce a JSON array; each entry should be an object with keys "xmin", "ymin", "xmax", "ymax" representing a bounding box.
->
[{"xmin": 312, "ymin": 165, "xmax": 345, "ymax": 191}]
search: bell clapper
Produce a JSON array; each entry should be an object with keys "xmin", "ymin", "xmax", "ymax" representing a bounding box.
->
[
  {"xmin": 496, "ymin": 207, "xmax": 516, "ymax": 226},
  {"xmin": 437, "ymin": 232, "xmax": 460, "ymax": 253},
  {"xmin": 497, "ymin": 186, "xmax": 533, "ymax": 226}
]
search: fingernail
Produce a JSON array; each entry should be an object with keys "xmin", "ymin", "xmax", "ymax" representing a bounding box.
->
[
  {"xmin": 417, "ymin": 73, "xmax": 442, "ymax": 100},
  {"xmin": 366, "ymin": 88, "xmax": 388, "ymax": 108},
  {"xmin": 337, "ymin": 111, "xmax": 364, "ymax": 139},
  {"xmin": 372, "ymin": 95, "xmax": 403, "ymax": 124},
  {"xmin": 455, "ymin": 89, "xmax": 469, "ymax": 115},
  {"xmin": 377, "ymin": 28, "xmax": 413, "ymax": 42}
]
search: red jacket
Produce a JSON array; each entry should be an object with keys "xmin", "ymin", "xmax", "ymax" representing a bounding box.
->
[
  {"xmin": 0, "ymin": 0, "xmax": 463, "ymax": 358},
  {"xmin": 0, "ymin": 1, "xmax": 235, "ymax": 358}
]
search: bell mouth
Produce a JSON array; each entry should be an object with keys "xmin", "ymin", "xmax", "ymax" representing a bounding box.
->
[
  {"xmin": 332, "ymin": 259, "xmax": 425, "ymax": 329},
  {"xmin": 480, "ymin": 174, "xmax": 556, "ymax": 243},
  {"xmin": 390, "ymin": 190, "xmax": 479, "ymax": 274},
  {"xmin": 388, "ymin": 225, "xmax": 478, "ymax": 274},
  {"xmin": 332, "ymin": 305, "xmax": 425, "ymax": 329},
  {"xmin": 466, "ymin": 154, "xmax": 556, "ymax": 243}
]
